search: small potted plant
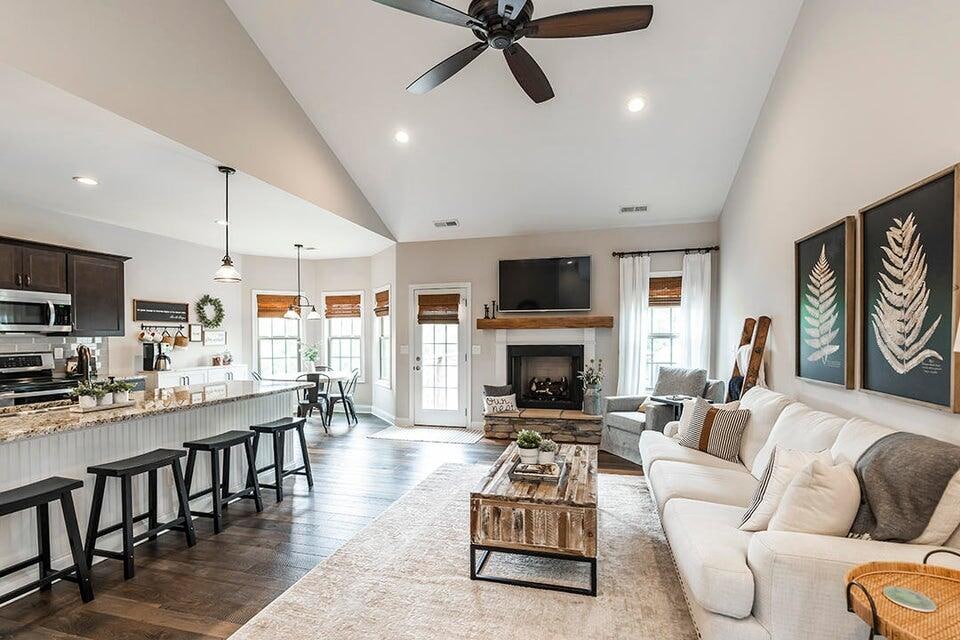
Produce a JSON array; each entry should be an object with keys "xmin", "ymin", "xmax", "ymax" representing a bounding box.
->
[
  {"xmin": 577, "ymin": 358, "xmax": 605, "ymax": 416},
  {"xmin": 301, "ymin": 343, "xmax": 321, "ymax": 371},
  {"xmin": 72, "ymin": 381, "xmax": 98, "ymax": 410},
  {"xmin": 95, "ymin": 382, "xmax": 113, "ymax": 406},
  {"xmin": 516, "ymin": 429, "xmax": 543, "ymax": 464},
  {"xmin": 538, "ymin": 438, "xmax": 558, "ymax": 465},
  {"xmin": 109, "ymin": 379, "xmax": 135, "ymax": 404}
]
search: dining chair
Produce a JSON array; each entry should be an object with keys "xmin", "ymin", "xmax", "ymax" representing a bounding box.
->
[
  {"xmin": 296, "ymin": 373, "xmax": 331, "ymax": 432},
  {"xmin": 327, "ymin": 368, "xmax": 361, "ymax": 426}
]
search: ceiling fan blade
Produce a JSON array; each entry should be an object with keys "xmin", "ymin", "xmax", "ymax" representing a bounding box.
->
[
  {"xmin": 370, "ymin": 0, "xmax": 484, "ymax": 29},
  {"xmin": 523, "ymin": 5, "xmax": 653, "ymax": 38},
  {"xmin": 503, "ymin": 43, "xmax": 554, "ymax": 104},
  {"xmin": 407, "ymin": 42, "xmax": 489, "ymax": 94}
]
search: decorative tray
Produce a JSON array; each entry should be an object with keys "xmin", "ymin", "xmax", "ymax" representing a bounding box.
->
[
  {"xmin": 508, "ymin": 456, "xmax": 567, "ymax": 483},
  {"xmin": 69, "ymin": 400, "xmax": 137, "ymax": 414}
]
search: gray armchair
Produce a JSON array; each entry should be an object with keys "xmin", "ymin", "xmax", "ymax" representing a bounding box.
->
[{"xmin": 601, "ymin": 366, "xmax": 725, "ymax": 465}]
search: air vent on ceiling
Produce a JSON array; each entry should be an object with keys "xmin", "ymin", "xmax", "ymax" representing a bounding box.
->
[
  {"xmin": 620, "ymin": 205, "xmax": 648, "ymax": 214},
  {"xmin": 433, "ymin": 218, "xmax": 460, "ymax": 228}
]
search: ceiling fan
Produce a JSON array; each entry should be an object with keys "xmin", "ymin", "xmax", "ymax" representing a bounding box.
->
[{"xmin": 371, "ymin": 0, "xmax": 653, "ymax": 103}]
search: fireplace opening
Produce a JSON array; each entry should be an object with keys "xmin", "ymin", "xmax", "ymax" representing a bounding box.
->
[{"xmin": 507, "ymin": 345, "xmax": 584, "ymax": 410}]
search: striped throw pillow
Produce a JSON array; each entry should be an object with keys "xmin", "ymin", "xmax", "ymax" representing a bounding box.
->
[{"xmin": 677, "ymin": 398, "xmax": 751, "ymax": 462}]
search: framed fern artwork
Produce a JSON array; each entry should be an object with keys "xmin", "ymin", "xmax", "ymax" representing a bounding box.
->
[
  {"xmin": 859, "ymin": 165, "xmax": 960, "ymax": 412},
  {"xmin": 795, "ymin": 217, "xmax": 856, "ymax": 387}
]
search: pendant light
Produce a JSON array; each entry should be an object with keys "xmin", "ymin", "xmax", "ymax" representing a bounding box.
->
[
  {"xmin": 213, "ymin": 166, "xmax": 242, "ymax": 283},
  {"xmin": 285, "ymin": 244, "xmax": 322, "ymax": 321}
]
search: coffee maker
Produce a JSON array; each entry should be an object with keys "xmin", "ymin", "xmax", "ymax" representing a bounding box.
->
[{"xmin": 142, "ymin": 343, "xmax": 172, "ymax": 371}]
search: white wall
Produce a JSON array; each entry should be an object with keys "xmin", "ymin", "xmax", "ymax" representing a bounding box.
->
[
  {"xmin": 395, "ymin": 222, "xmax": 720, "ymax": 423},
  {"xmin": 717, "ymin": 0, "xmax": 960, "ymax": 444},
  {"xmin": 0, "ymin": 197, "xmax": 244, "ymax": 375}
]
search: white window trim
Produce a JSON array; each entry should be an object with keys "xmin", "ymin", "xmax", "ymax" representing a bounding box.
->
[
  {"xmin": 250, "ymin": 289, "xmax": 303, "ymax": 378},
  {"xmin": 373, "ymin": 284, "xmax": 392, "ymax": 390},
  {"xmin": 644, "ymin": 270, "xmax": 683, "ymax": 392},
  {"xmin": 321, "ymin": 289, "xmax": 365, "ymax": 383}
]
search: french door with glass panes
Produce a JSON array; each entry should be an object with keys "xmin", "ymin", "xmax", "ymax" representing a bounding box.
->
[{"xmin": 413, "ymin": 287, "xmax": 468, "ymax": 427}]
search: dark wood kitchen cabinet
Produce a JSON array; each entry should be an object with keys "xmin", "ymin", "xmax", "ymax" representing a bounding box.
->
[
  {"xmin": 68, "ymin": 253, "xmax": 127, "ymax": 336},
  {"xmin": 0, "ymin": 242, "xmax": 67, "ymax": 292}
]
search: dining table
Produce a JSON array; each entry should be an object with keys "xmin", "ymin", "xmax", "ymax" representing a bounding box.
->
[{"xmin": 262, "ymin": 370, "xmax": 354, "ymax": 425}]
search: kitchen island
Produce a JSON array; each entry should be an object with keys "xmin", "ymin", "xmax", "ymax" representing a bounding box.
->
[{"xmin": 0, "ymin": 379, "xmax": 311, "ymax": 597}]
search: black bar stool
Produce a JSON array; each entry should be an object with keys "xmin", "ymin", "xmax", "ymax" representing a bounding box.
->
[
  {"xmin": 247, "ymin": 417, "xmax": 313, "ymax": 502},
  {"xmin": 0, "ymin": 477, "xmax": 93, "ymax": 605},
  {"xmin": 182, "ymin": 430, "xmax": 263, "ymax": 534},
  {"xmin": 85, "ymin": 449, "xmax": 196, "ymax": 580}
]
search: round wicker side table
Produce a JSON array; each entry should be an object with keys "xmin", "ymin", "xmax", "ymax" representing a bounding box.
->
[{"xmin": 845, "ymin": 550, "xmax": 960, "ymax": 640}]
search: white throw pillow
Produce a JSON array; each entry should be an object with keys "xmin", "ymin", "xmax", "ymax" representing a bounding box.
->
[
  {"xmin": 739, "ymin": 447, "xmax": 832, "ymax": 532},
  {"xmin": 768, "ymin": 459, "xmax": 861, "ymax": 537},
  {"xmin": 483, "ymin": 393, "xmax": 518, "ymax": 415},
  {"xmin": 676, "ymin": 399, "xmax": 739, "ymax": 439}
]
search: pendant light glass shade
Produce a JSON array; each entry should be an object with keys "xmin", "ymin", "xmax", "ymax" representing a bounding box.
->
[
  {"xmin": 306, "ymin": 306, "xmax": 322, "ymax": 321},
  {"xmin": 214, "ymin": 166, "xmax": 241, "ymax": 283},
  {"xmin": 284, "ymin": 305, "xmax": 301, "ymax": 320},
  {"xmin": 213, "ymin": 256, "xmax": 242, "ymax": 283}
]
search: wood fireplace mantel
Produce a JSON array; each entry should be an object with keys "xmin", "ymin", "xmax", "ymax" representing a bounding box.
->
[{"xmin": 476, "ymin": 316, "xmax": 614, "ymax": 330}]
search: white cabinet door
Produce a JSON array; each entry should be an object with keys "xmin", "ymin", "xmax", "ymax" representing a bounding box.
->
[
  {"xmin": 206, "ymin": 368, "xmax": 229, "ymax": 383},
  {"xmin": 156, "ymin": 372, "xmax": 184, "ymax": 389},
  {"xmin": 228, "ymin": 365, "xmax": 249, "ymax": 381},
  {"xmin": 181, "ymin": 371, "xmax": 207, "ymax": 386}
]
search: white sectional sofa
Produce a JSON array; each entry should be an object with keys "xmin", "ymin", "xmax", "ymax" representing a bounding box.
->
[{"xmin": 640, "ymin": 386, "xmax": 960, "ymax": 640}]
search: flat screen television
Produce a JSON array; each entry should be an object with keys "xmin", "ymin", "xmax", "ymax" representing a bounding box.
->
[{"xmin": 498, "ymin": 256, "xmax": 591, "ymax": 312}]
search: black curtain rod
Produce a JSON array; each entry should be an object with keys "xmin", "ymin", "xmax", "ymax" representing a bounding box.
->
[{"xmin": 612, "ymin": 245, "xmax": 719, "ymax": 258}]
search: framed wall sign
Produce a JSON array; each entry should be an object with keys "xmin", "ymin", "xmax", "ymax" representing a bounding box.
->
[
  {"xmin": 795, "ymin": 217, "xmax": 856, "ymax": 388},
  {"xmin": 859, "ymin": 164, "xmax": 960, "ymax": 411},
  {"xmin": 188, "ymin": 323, "xmax": 203, "ymax": 342},
  {"xmin": 133, "ymin": 299, "xmax": 189, "ymax": 323},
  {"xmin": 203, "ymin": 329, "xmax": 227, "ymax": 347}
]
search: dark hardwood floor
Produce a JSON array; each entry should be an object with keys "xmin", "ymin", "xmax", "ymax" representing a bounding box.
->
[{"xmin": 0, "ymin": 415, "xmax": 640, "ymax": 639}]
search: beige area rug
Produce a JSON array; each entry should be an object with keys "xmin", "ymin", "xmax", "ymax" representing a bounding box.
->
[
  {"xmin": 367, "ymin": 425, "xmax": 484, "ymax": 444},
  {"xmin": 231, "ymin": 464, "xmax": 696, "ymax": 640}
]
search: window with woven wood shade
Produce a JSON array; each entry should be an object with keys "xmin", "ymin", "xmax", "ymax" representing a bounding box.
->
[
  {"xmin": 417, "ymin": 293, "xmax": 460, "ymax": 324},
  {"xmin": 649, "ymin": 276, "xmax": 682, "ymax": 307},
  {"xmin": 325, "ymin": 294, "xmax": 361, "ymax": 318},
  {"xmin": 374, "ymin": 289, "xmax": 390, "ymax": 317},
  {"xmin": 256, "ymin": 294, "xmax": 298, "ymax": 318}
]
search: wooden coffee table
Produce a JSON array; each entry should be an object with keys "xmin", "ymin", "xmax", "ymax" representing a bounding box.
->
[{"xmin": 469, "ymin": 443, "xmax": 598, "ymax": 596}]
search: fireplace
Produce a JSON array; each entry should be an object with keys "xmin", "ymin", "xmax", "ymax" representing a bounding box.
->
[{"xmin": 507, "ymin": 344, "xmax": 584, "ymax": 410}]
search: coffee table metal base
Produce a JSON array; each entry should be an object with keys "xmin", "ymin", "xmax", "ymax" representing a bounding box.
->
[{"xmin": 469, "ymin": 544, "xmax": 597, "ymax": 597}]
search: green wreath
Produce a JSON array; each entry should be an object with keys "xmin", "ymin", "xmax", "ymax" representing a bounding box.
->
[{"xmin": 196, "ymin": 294, "xmax": 225, "ymax": 329}]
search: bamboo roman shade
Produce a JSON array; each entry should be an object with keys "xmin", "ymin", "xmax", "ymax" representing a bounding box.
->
[
  {"xmin": 256, "ymin": 294, "xmax": 298, "ymax": 319},
  {"xmin": 648, "ymin": 276, "xmax": 682, "ymax": 307},
  {"xmin": 374, "ymin": 289, "xmax": 390, "ymax": 317},
  {"xmin": 325, "ymin": 294, "xmax": 362, "ymax": 318},
  {"xmin": 417, "ymin": 293, "xmax": 460, "ymax": 325}
]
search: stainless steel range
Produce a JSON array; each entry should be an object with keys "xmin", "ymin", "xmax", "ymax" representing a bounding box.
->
[{"xmin": 0, "ymin": 352, "xmax": 78, "ymax": 407}]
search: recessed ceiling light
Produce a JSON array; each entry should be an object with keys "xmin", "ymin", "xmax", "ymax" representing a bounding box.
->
[
  {"xmin": 394, "ymin": 130, "xmax": 410, "ymax": 144},
  {"xmin": 215, "ymin": 219, "xmax": 229, "ymax": 226},
  {"xmin": 72, "ymin": 176, "xmax": 99, "ymax": 186},
  {"xmin": 627, "ymin": 97, "xmax": 646, "ymax": 113}
]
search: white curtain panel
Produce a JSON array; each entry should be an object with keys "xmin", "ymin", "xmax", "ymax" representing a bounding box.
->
[
  {"xmin": 617, "ymin": 255, "xmax": 651, "ymax": 395},
  {"xmin": 679, "ymin": 252, "xmax": 712, "ymax": 373}
]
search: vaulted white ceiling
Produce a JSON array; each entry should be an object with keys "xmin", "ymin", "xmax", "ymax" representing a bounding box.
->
[{"xmin": 228, "ymin": 0, "xmax": 802, "ymax": 242}]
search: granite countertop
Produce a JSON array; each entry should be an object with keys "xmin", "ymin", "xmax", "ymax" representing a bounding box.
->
[{"xmin": 0, "ymin": 380, "xmax": 311, "ymax": 445}]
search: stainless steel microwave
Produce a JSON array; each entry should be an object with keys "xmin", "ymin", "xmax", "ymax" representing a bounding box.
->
[{"xmin": 0, "ymin": 289, "xmax": 73, "ymax": 334}]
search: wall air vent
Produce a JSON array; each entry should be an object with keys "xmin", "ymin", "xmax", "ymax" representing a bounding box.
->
[
  {"xmin": 433, "ymin": 218, "xmax": 460, "ymax": 228},
  {"xmin": 619, "ymin": 205, "xmax": 648, "ymax": 214}
]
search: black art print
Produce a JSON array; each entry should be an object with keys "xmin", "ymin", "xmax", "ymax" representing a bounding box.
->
[
  {"xmin": 861, "ymin": 171, "xmax": 955, "ymax": 407},
  {"xmin": 796, "ymin": 221, "xmax": 849, "ymax": 386}
]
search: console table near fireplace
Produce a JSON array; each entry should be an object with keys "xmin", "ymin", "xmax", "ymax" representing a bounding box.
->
[{"xmin": 484, "ymin": 408, "xmax": 602, "ymax": 444}]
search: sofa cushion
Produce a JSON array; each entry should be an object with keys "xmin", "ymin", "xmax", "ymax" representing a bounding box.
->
[
  {"xmin": 653, "ymin": 366, "xmax": 707, "ymax": 397},
  {"xmin": 639, "ymin": 430, "xmax": 747, "ymax": 477},
  {"xmin": 605, "ymin": 411, "xmax": 646, "ymax": 436},
  {"xmin": 737, "ymin": 387, "xmax": 794, "ymax": 471},
  {"xmin": 647, "ymin": 460, "xmax": 757, "ymax": 515},
  {"xmin": 830, "ymin": 417, "xmax": 895, "ymax": 466},
  {"xmin": 662, "ymin": 499, "xmax": 755, "ymax": 619},
  {"xmin": 750, "ymin": 402, "xmax": 846, "ymax": 478}
]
